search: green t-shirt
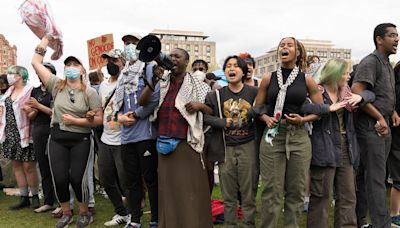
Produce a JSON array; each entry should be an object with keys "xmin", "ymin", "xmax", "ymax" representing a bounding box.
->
[{"xmin": 47, "ymin": 75, "xmax": 102, "ymax": 133}]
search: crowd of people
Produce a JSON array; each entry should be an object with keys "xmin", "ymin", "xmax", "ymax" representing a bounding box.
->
[{"xmin": 0, "ymin": 22, "xmax": 399, "ymax": 228}]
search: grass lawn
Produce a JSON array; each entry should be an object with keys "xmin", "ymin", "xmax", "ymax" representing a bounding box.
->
[{"xmin": 0, "ymin": 185, "xmax": 337, "ymax": 228}]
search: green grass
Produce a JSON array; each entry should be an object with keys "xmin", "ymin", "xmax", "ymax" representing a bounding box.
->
[{"xmin": 0, "ymin": 185, "xmax": 322, "ymax": 228}]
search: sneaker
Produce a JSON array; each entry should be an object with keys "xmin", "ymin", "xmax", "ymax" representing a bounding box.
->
[
  {"xmin": 360, "ymin": 224, "xmax": 372, "ymax": 228},
  {"xmin": 124, "ymin": 222, "xmax": 141, "ymax": 228},
  {"xmin": 76, "ymin": 213, "xmax": 93, "ymax": 228},
  {"xmin": 52, "ymin": 207, "xmax": 73, "ymax": 219},
  {"xmin": 149, "ymin": 221, "xmax": 158, "ymax": 228},
  {"xmin": 392, "ymin": 215, "xmax": 400, "ymax": 228},
  {"xmin": 55, "ymin": 215, "xmax": 73, "ymax": 228},
  {"xmin": 104, "ymin": 214, "xmax": 130, "ymax": 226},
  {"xmin": 34, "ymin": 204, "xmax": 54, "ymax": 213}
]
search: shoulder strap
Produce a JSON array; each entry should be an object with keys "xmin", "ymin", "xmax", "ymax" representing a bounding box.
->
[
  {"xmin": 103, "ymin": 88, "xmax": 116, "ymax": 109},
  {"xmin": 215, "ymin": 89, "xmax": 227, "ymax": 153}
]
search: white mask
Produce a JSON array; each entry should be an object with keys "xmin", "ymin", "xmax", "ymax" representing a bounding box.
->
[
  {"xmin": 7, "ymin": 74, "xmax": 18, "ymax": 85},
  {"xmin": 124, "ymin": 44, "xmax": 138, "ymax": 61},
  {"xmin": 192, "ymin": 70, "xmax": 206, "ymax": 82}
]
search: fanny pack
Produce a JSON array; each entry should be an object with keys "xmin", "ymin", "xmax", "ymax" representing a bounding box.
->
[{"xmin": 156, "ymin": 136, "xmax": 181, "ymax": 155}]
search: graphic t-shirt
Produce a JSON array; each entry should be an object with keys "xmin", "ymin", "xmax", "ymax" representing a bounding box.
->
[
  {"xmin": 219, "ymin": 84, "xmax": 258, "ymax": 146},
  {"xmin": 99, "ymin": 80, "xmax": 121, "ymax": 145}
]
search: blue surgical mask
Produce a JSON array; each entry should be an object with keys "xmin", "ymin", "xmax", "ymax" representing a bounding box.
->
[
  {"xmin": 124, "ymin": 44, "xmax": 138, "ymax": 61},
  {"xmin": 64, "ymin": 67, "xmax": 81, "ymax": 80}
]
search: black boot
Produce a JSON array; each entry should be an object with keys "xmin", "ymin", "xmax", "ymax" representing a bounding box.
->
[
  {"xmin": 9, "ymin": 196, "xmax": 30, "ymax": 210},
  {"xmin": 30, "ymin": 195, "xmax": 40, "ymax": 209}
]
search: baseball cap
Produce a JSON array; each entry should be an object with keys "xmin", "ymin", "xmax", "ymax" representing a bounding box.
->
[
  {"xmin": 43, "ymin": 62, "xmax": 57, "ymax": 75},
  {"xmin": 64, "ymin": 56, "xmax": 83, "ymax": 65},
  {"xmin": 206, "ymin": 72, "xmax": 221, "ymax": 81},
  {"xmin": 101, "ymin": 49, "xmax": 124, "ymax": 59},
  {"xmin": 122, "ymin": 32, "xmax": 142, "ymax": 43}
]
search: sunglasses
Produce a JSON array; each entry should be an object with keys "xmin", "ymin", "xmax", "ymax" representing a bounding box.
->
[
  {"xmin": 68, "ymin": 89, "xmax": 75, "ymax": 103},
  {"xmin": 193, "ymin": 67, "xmax": 205, "ymax": 72}
]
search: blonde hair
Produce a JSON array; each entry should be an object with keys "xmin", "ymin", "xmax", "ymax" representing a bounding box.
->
[{"xmin": 319, "ymin": 58, "xmax": 349, "ymax": 86}]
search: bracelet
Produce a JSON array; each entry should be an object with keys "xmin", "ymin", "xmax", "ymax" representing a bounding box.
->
[{"xmin": 35, "ymin": 46, "xmax": 47, "ymax": 56}]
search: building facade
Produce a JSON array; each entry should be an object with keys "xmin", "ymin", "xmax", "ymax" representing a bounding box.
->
[
  {"xmin": 0, "ymin": 34, "xmax": 17, "ymax": 74},
  {"xmin": 149, "ymin": 29, "xmax": 217, "ymax": 70},
  {"xmin": 254, "ymin": 39, "xmax": 351, "ymax": 76}
]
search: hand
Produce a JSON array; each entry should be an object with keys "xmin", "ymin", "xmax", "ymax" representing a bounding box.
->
[
  {"xmin": 85, "ymin": 110, "xmax": 96, "ymax": 122},
  {"xmin": 62, "ymin": 114, "xmax": 76, "ymax": 125},
  {"xmin": 376, "ymin": 117, "xmax": 389, "ymax": 136},
  {"xmin": 345, "ymin": 93, "xmax": 362, "ymax": 107},
  {"xmin": 225, "ymin": 118, "xmax": 233, "ymax": 128},
  {"xmin": 185, "ymin": 102, "xmax": 202, "ymax": 113},
  {"xmin": 260, "ymin": 114, "xmax": 278, "ymax": 128},
  {"xmin": 285, "ymin": 113, "xmax": 304, "ymax": 125},
  {"xmin": 22, "ymin": 105, "xmax": 33, "ymax": 113},
  {"xmin": 26, "ymin": 97, "xmax": 39, "ymax": 109},
  {"xmin": 118, "ymin": 112, "xmax": 136, "ymax": 127},
  {"xmin": 329, "ymin": 101, "xmax": 347, "ymax": 112},
  {"xmin": 392, "ymin": 111, "xmax": 400, "ymax": 127},
  {"xmin": 152, "ymin": 65, "xmax": 165, "ymax": 85}
]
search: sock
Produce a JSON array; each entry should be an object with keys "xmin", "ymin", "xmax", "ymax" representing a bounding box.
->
[
  {"xmin": 20, "ymin": 187, "xmax": 29, "ymax": 197},
  {"xmin": 304, "ymin": 196, "xmax": 310, "ymax": 202},
  {"xmin": 29, "ymin": 186, "xmax": 39, "ymax": 196}
]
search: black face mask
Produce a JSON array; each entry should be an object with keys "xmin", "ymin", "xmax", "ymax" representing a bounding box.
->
[{"xmin": 107, "ymin": 62, "xmax": 120, "ymax": 76}]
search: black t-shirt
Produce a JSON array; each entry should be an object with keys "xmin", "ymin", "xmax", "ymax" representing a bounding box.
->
[
  {"xmin": 31, "ymin": 86, "xmax": 52, "ymax": 126},
  {"xmin": 219, "ymin": 84, "xmax": 258, "ymax": 146},
  {"xmin": 266, "ymin": 68, "xmax": 307, "ymax": 117}
]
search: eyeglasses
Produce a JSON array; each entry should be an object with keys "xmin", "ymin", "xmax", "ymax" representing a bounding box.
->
[
  {"xmin": 385, "ymin": 33, "xmax": 399, "ymax": 38},
  {"xmin": 68, "ymin": 89, "xmax": 75, "ymax": 103}
]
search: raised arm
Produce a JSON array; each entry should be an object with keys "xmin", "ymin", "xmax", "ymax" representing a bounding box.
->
[{"xmin": 32, "ymin": 36, "xmax": 52, "ymax": 87}]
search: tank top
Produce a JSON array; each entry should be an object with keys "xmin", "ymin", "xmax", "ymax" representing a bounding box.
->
[{"xmin": 266, "ymin": 68, "xmax": 307, "ymax": 117}]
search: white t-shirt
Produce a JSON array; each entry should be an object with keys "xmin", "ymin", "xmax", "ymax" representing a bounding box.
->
[{"xmin": 99, "ymin": 79, "xmax": 121, "ymax": 145}]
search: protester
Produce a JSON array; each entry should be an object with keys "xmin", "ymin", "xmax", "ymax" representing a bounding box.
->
[
  {"xmin": 351, "ymin": 23, "xmax": 399, "ymax": 228},
  {"xmin": 255, "ymin": 37, "xmax": 323, "ymax": 228},
  {"xmin": 0, "ymin": 74, "xmax": 9, "ymax": 99},
  {"xmin": 88, "ymin": 69, "xmax": 104, "ymax": 93},
  {"xmin": 388, "ymin": 61, "xmax": 400, "ymax": 227},
  {"xmin": 0, "ymin": 65, "xmax": 39, "ymax": 210},
  {"xmin": 306, "ymin": 58, "xmax": 373, "ymax": 228},
  {"xmin": 204, "ymin": 55, "xmax": 258, "ymax": 227},
  {"xmin": 32, "ymin": 36, "xmax": 103, "ymax": 228},
  {"xmin": 26, "ymin": 62, "xmax": 56, "ymax": 213},
  {"xmin": 141, "ymin": 48, "xmax": 213, "ymax": 228},
  {"xmin": 97, "ymin": 49, "xmax": 130, "ymax": 226},
  {"xmin": 239, "ymin": 53, "xmax": 259, "ymax": 87}
]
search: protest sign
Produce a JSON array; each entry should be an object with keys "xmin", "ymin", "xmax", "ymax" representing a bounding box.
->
[{"xmin": 87, "ymin": 34, "xmax": 114, "ymax": 70}]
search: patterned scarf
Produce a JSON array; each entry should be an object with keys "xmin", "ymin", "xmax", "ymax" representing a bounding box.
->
[
  {"xmin": 113, "ymin": 61, "xmax": 145, "ymax": 113},
  {"xmin": 265, "ymin": 66, "xmax": 299, "ymax": 146}
]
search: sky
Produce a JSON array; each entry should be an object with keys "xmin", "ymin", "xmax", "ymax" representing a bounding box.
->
[{"xmin": 2, "ymin": 0, "xmax": 400, "ymax": 83}]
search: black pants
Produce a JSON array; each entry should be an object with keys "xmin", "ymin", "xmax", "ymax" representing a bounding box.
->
[
  {"xmin": 122, "ymin": 140, "xmax": 158, "ymax": 223},
  {"xmin": 33, "ymin": 124, "xmax": 55, "ymax": 205},
  {"xmin": 98, "ymin": 142, "xmax": 128, "ymax": 216},
  {"xmin": 355, "ymin": 115, "xmax": 391, "ymax": 228},
  {"xmin": 48, "ymin": 128, "xmax": 91, "ymax": 203}
]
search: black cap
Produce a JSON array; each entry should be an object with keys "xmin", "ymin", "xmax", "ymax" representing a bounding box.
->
[
  {"xmin": 206, "ymin": 73, "xmax": 221, "ymax": 81},
  {"xmin": 43, "ymin": 62, "xmax": 57, "ymax": 75},
  {"xmin": 63, "ymin": 56, "xmax": 82, "ymax": 65}
]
